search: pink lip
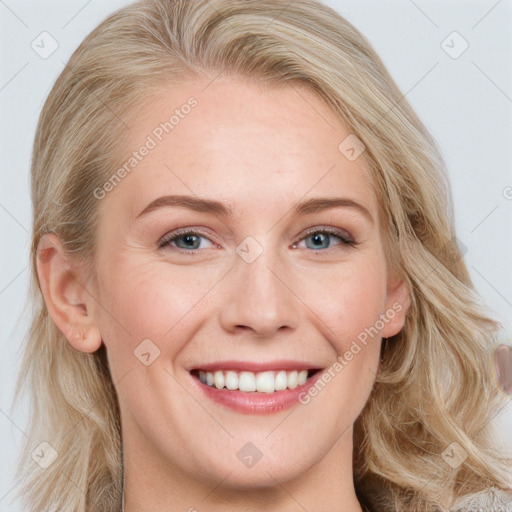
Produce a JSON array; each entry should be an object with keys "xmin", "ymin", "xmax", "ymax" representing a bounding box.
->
[
  {"xmin": 189, "ymin": 366, "xmax": 325, "ymax": 415},
  {"xmin": 190, "ymin": 360, "xmax": 322, "ymax": 372}
]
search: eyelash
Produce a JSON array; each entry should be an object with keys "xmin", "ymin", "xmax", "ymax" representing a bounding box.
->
[{"xmin": 157, "ymin": 226, "xmax": 358, "ymax": 254}]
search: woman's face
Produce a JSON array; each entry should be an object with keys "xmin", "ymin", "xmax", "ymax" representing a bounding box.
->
[{"xmin": 88, "ymin": 77, "xmax": 409, "ymax": 492}]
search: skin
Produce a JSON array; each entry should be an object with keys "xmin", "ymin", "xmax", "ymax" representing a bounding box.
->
[{"xmin": 37, "ymin": 76, "xmax": 410, "ymax": 511}]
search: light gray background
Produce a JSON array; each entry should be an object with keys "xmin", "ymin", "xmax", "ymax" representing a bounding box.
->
[{"xmin": 1, "ymin": 0, "xmax": 511, "ymax": 509}]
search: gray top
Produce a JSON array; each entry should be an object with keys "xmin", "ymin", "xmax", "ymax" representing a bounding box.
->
[{"xmin": 450, "ymin": 488, "xmax": 512, "ymax": 511}]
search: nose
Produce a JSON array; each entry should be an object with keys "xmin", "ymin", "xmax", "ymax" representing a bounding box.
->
[{"xmin": 218, "ymin": 244, "xmax": 300, "ymax": 337}]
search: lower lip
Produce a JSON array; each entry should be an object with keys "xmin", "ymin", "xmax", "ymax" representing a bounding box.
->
[{"xmin": 191, "ymin": 371, "xmax": 324, "ymax": 414}]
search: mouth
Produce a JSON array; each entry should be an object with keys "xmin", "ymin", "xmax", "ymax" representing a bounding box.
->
[
  {"xmin": 190, "ymin": 368, "xmax": 322, "ymax": 393},
  {"xmin": 188, "ymin": 362, "xmax": 324, "ymax": 414}
]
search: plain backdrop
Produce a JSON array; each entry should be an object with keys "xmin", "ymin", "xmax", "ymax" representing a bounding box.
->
[{"xmin": 1, "ymin": 0, "xmax": 511, "ymax": 510}]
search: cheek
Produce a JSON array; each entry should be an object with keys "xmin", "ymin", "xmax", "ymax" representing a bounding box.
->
[
  {"xmin": 294, "ymin": 259, "xmax": 386, "ymax": 427},
  {"xmin": 298, "ymin": 254, "xmax": 388, "ymax": 353},
  {"xmin": 94, "ymin": 258, "xmax": 223, "ymax": 364}
]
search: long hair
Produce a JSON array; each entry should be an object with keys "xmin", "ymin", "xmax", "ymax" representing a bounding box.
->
[{"xmin": 15, "ymin": 1, "xmax": 511, "ymax": 510}]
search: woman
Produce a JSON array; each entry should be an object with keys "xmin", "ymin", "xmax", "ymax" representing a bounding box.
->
[{"xmin": 15, "ymin": 0, "xmax": 512, "ymax": 510}]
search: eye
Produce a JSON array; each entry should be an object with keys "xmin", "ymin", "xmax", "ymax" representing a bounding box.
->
[
  {"xmin": 292, "ymin": 227, "xmax": 357, "ymax": 251},
  {"xmin": 158, "ymin": 226, "xmax": 357, "ymax": 254},
  {"xmin": 158, "ymin": 229, "xmax": 215, "ymax": 252}
]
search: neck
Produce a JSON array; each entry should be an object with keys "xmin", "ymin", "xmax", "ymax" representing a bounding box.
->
[{"xmin": 121, "ymin": 426, "xmax": 364, "ymax": 512}]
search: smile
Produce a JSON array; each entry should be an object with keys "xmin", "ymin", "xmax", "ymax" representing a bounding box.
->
[
  {"xmin": 189, "ymin": 362, "xmax": 324, "ymax": 414},
  {"xmin": 194, "ymin": 369, "xmax": 313, "ymax": 393}
]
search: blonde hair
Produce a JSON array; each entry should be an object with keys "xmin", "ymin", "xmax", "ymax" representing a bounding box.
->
[{"xmin": 15, "ymin": 0, "xmax": 511, "ymax": 510}]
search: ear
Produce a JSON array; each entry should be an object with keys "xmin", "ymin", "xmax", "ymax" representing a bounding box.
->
[
  {"xmin": 36, "ymin": 233, "xmax": 102, "ymax": 353},
  {"xmin": 381, "ymin": 270, "xmax": 411, "ymax": 338}
]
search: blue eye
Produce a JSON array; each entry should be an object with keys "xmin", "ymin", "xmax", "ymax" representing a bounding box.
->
[
  {"xmin": 158, "ymin": 229, "xmax": 214, "ymax": 251},
  {"xmin": 158, "ymin": 227, "xmax": 357, "ymax": 253},
  {"xmin": 293, "ymin": 228, "xmax": 356, "ymax": 251}
]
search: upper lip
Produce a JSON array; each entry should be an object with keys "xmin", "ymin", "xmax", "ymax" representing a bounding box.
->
[{"xmin": 189, "ymin": 360, "xmax": 324, "ymax": 372}]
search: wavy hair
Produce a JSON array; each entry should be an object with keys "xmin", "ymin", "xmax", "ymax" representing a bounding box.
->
[{"xmin": 15, "ymin": 0, "xmax": 511, "ymax": 511}]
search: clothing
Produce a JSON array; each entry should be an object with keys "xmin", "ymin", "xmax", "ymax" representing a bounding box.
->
[
  {"xmin": 360, "ymin": 487, "xmax": 512, "ymax": 512},
  {"xmin": 450, "ymin": 487, "xmax": 512, "ymax": 511}
]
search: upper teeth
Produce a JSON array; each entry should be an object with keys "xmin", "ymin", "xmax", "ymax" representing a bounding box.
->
[{"xmin": 198, "ymin": 369, "xmax": 309, "ymax": 393}]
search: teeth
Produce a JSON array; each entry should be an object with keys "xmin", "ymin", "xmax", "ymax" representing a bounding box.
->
[
  {"xmin": 288, "ymin": 370, "xmax": 298, "ymax": 389},
  {"xmin": 197, "ymin": 369, "xmax": 311, "ymax": 393},
  {"xmin": 214, "ymin": 370, "xmax": 225, "ymax": 389},
  {"xmin": 239, "ymin": 371, "xmax": 257, "ymax": 392},
  {"xmin": 274, "ymin": 370, "xmax": 287, "ymax": 391},
  {"xmin": 225, "ymin": 371, "xmax": 238, "ymax": 390},
  {"xmin": 256, "ymin": 371, "xmax": 274, "ymax": 393}
]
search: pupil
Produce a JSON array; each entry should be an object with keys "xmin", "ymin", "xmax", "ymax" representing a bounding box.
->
[
  {"xmin": 184, "ymin": 235, "xmax": 197, "ymax": 247},
  {"xmin": 312, "ymin": 233, "xmax": 326, "ymax": 247}
]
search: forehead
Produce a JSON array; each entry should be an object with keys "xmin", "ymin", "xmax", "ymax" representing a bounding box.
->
[{"xmin": 102, "ymin": 76, "xmax": 377, "ymax": 221}]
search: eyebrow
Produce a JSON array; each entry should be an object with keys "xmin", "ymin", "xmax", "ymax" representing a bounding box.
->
[{"xmin": 136, "ymin": 194, "xmax": 373, "ymax": 223}]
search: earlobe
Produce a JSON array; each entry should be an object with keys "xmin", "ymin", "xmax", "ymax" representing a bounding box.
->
[
  {"xmin": 36, "ymin": 233, "xmax": 102, "ymax": 353},
  {"xmin": 381, "ymin": 272, "xmax": 411, "ymax": 338}
]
